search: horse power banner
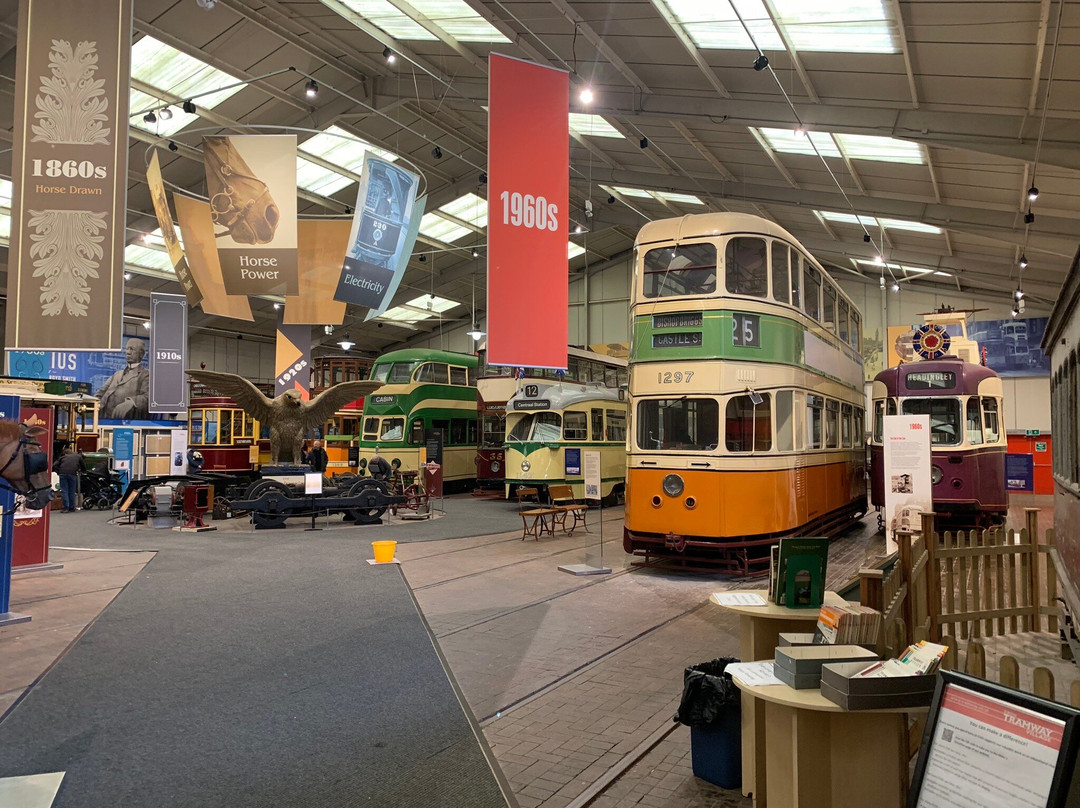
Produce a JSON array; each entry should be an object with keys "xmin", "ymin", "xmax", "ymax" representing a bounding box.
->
[
  {"xmin": 203, "ymin": 135, "xmax": 298, "ymax": 296},
  {"xmin": 6, "ymin": 0, "xmax": 133, "ymax": 350}
]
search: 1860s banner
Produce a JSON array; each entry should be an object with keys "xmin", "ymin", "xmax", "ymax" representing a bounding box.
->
[
  {"xmin": 487, "ymin": 55, "xmax": 569, "ymax": 369},
  {"xmin": 204, "ymin": 135, "xmax": 298, "ymax": 296},
  {"xmin": 6, "ymin": 0, "xmax": 132, "ymax": 350}
]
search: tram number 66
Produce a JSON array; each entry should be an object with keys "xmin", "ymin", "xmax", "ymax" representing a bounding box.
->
[
  {"xmin": 499, "ymin": 191, "xmax": 558, "ymax": 231},
  {"xmin": 732, "ymin": 313, "xmax": 761, "ymax": 348}
]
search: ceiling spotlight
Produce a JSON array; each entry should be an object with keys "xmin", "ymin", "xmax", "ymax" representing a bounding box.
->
[
  {"xmin": 793, "ymin": 125, "xmax": 806, "ymax": 138},
  {"xmin": 1024, "ymin": 210, "xmax": 1035, "ymax": 224},
  {"xmin": 1011, "ymin": 307, "xmax": 1019, "ymax": 318},
  {"xmin": 168, "ymin": 141, "xmax": 178, "ymax": 152},
  {"xmin": 1028, "ymin": 186, "xmax": 1039, "ymax": 202},
  {"xmin": 479, "ymin": 172, "xmax": 487, "ymax": 184},
  {"xmin": 639, "ymin": 137, "xmax": 648, "ymax": 149},
  {"xmin": 863, "ymin": 233, "xmax": 871, "ymax": 243},
  {"xmin": 607, "ymin": 195, "xmax": 615, "ymax": 204},
  {"xmin": 472, "ymin": 248, "xmax": 479, "ymax": 258},
  {"xmin": 273, "ymin": 302, "xmax": 281, "ymax": 310},
  {"xmin": 305, "ymin": 79, "xmax": 319, "ymax": 98},
  {"xmin": 432, "ymin": 146, "xmax": 443, "ymax": 159},
  {"xmin": 337, "ymin": 333, "xmax": 355, "ymax": 351},
  {"xmin": 124, "ymin": 272, "xmax": 132, "ymax": 281},
  {"xmin": 418, "ymin": 253, "xmax": 427, "ymax": 262},
  {"xmin": 143, "ymin": 111, "xmax": 156, "ymax": 124},
  {"xmin": 143, "ymin": 320, "xmax": 152, "ymax": 330},
  {"xmin": 1015, "ymin": 288, "xmax": 1025, "ymax": 300},
  {"xmin": 196, "ymin": 0, "xmax": 217, "ymax": 8},
  {"xmin": 324, "ymin": 324, "xmax": 334, "ymax": 335},
  {"xmin": 574, "ymin": 224, "xmax": 583, "ymax": 234},
  {"xmin": 182, "ymin": 99, "xmax": 196, "ymax": 114},
  {"xmin": 875, "ymin": 254, "xmax": 884, "ymax": 265},
  {"xmin": 753, "ymin": 53, "xmax": 769, "ymax": 71},
  {"xmin": 159, "ymin": 106, "xmax": 173, "ymax": 121},
  {"xmin": 579, "ymin": 86, "xmax": 594, "ymax": 104},
  {"xmin": 383, "ymin": 46, "xmax": 396, "ymax": 63},
  {"xmin": 891, "ymin": 282, "xmax": 900, "ymax": 293},
  {"xmin": 879, "ymin": 275, "xmax": 886, "ymax": 289},
  {"xmin": 1020, "ymin": 254, "xmax": 1029, "ymax": 269}
]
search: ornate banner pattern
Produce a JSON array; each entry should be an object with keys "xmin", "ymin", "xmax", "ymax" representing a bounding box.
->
[{"xmin": 7, "ymin": 0, "xmax": 133, "ymax": 350}]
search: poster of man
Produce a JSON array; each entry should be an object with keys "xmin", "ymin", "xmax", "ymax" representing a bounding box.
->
[{"xmin": 96, "ymin": 338, "xmax": 150, "ymax": 419}]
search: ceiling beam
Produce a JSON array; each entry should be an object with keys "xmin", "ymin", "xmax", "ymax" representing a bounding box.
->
[
  {"xmin": 647, "ymin": 0, "xmax": 731, "ymax": 99},
  {"xmin": 546, "ymin": 0, "xmax": 651, "ymax": 95}
]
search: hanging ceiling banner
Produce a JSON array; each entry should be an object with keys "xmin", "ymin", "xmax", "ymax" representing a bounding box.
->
[
  {"xmin": 284, "ymin": 219, "xmax": 350, "ymax": 325},
  {"xmin": 363, "ymin": 195, "xmax": 426, "ymax": 322},
  {"xmin": 147, "ymin": 150, "xmax": 202, "ymax": 306},
  {"xmin": 149, "ymin": 292, "xmax": 188, "ymax": 414},
  {"xmin": 173, "ymin": 193, "xmax": 254, "ymax": 322},
  {"xmin": 6, "ymin": 0, "xmax": 133, "ymax": 351},
  {"xmin": 334, "ymin": 154, "xmax": 421, "ymax": 310},
  {"xmin": 275, "ymin": 316, "xmax": 311, "ymax": 400},
  {"xmin": 487, "ymin": 54, "xmax": 569, "ymax": 369},
  {"xmin": 203, "ymin": 134, "xmax": 298, "ymax": 296}
]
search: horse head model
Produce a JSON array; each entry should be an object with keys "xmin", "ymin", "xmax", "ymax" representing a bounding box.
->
[{"xmin": 0, "ymin": 421, "xmax": 53, "ymax": 511}]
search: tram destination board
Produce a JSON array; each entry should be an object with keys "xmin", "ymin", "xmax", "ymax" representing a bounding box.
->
[
  {"xmin": 653, "ymin": 312, "xmax": 703, "ymax": 329},
  {"xmin": 514, "ymin": 399, "xmax": 551, "ymax": 410},
  {"xmin": 731, "ymin": 313, "xmax": 761, "ymax": 347},
  {"xmin": 652, "ymin": 331, "xmax": 703, "ymax": 349},
  {"xmin": 905, "ymin": 371, "xmax": 956, "ymax": 390}
]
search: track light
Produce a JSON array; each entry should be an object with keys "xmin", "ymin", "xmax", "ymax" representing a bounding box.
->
[
  {"xmin": 432, "ymin": 146, "xmax": 443, "ymax": 159},
  {"xmin": 418, "ymin": 253, "xmax": 426, "ymax": 262},
  {"xmin": 639, "ymin": 137, "xmax": 648, "ymax": 149},
  {"xmin": 182, "ymin": 99, "xmax": 196, "ymax": 114},
  {"xmin": 324, "ymin": 324, "xmax": 334, "ymax": 335},
  {"xmin": 879, "ymin": 276, "xmax": 885, "ymax": 289},
  {"xmin": 1028, "ymin": 186, "xmax": 1039, "ymax": 202},
  {"xmin": 863, "ymin": 233, "xmax": 871, "ymax": 243},
  {"xmin": 337, "ymin": 333, "xmax": 355, "ymax": 351},
  {"xmin": 753, "ymin": 53, "xmax": 769, "ymax": 71},
  {"xmin": 383, "ymin": 47, "xmax": 396, "ymax": 64},
  {"xmin": 143, "ymin": 111, "xmax": 156, "ymax": 124},
  {"xmin": 607, "ymin": 195, "xmax": 615, "ymax": 204},
  {"xmin": 472, "ymin": 248, "xmax": 479, "ymax": 258},
  {"xmin": 1015, "ymin": 288, "xmax": 1024, "ymax": 301},
  {"xmin": 1024, "ymin": 210, "xmax": 1035, "ymax": 224},
  {"xmin": 168, "ymin": 141, "xmax": 178, "ymax": 152},
  {"xmin": 305, "ymin": 79, "xmax": 318, "ymax": 98},
  {"xmin": 479, "ymin": 172, "xmax": 487, "ymax": 184},
  {"xmin": 159, "ymin": 107, "xmax": 173, "ymax": 121},
  {"xmin": 273, "ymin": 302, "xmax": 281, "ymax": 310},
  {"xmin": 574, "ymin": 224, "xmax": 583, "ymax": 234},
  {"xmin": 579, "ymin": 87, "xmax": 594, "ymax": 104},
  {"xmin": 124, "ymin": 272, "xmax": 132, "ymax": 281},
  {"xmin": 891, "ymin": 282, "xmax": 900, "ymax": 293},
  {"xmin": 1011, "ymin": 307, "xmax": 1019, "ymax": 318},
  {"xmin": 794, "ymin": 125, "xmax": 806, "ymax": 138},
  {"xmin": 143, "ymin": 320, "xmax": 152, "ymax": 330},
  {"xmin": 1020, "ymin": 254, "xmax": 1028, "ymax": 269}
]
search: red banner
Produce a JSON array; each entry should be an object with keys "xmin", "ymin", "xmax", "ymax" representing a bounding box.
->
[
  {"xmin": 487, "ymin": 55, "xmax": 569, "ymax": 369},
  {"xmin": 13, "ymin": 406, "xmax": 52, "ymax": 567}
]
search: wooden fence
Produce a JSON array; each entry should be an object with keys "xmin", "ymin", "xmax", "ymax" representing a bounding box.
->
[{"xmin": 961, "ymin": 640, "xmax": 1080, "ymax": 709}]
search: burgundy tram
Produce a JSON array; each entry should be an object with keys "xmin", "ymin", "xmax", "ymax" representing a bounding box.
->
[{"xmin": 869, "ymin": 356, "xmax": 1008, "ymax": 525}]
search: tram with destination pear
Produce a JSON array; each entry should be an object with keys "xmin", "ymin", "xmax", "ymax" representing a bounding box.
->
[{"xmin": 623, "ymin": 213, "xmax": 867, "ymax": 574}]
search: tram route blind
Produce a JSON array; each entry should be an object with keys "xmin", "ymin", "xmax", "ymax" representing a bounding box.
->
[
  {"xmin": 906, "ymin": 371, "xmax": 956, "ymax": 390},
  {"xmin": 652, "ymin": 332, "xmax": 703, "ymax": 348},
  {"xmin": 653, "ymin": 312, "xmax": 703, "ymax": 329}
]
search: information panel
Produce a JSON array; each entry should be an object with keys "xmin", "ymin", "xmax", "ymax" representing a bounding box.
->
[{"xmin": 882, "ymin": 414, "xmax": 932, "ymax": 554}]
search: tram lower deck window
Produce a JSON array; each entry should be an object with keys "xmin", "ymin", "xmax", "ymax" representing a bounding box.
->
[
  {"xmin": 636, "ymin": 398, "xmax": 718, "ymax": 451},
  {"xmin": 725, "ymin": 394, "xmax": 772, "ymax": 452}
]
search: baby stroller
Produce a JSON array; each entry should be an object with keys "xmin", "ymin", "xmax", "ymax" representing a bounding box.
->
[{"xmin": 79, "ymin": 463, "xmax": 125, "ymax": 510}]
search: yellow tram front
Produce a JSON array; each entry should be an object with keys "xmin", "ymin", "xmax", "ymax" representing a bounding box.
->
[{"xmin": 623, "ymin": 213, "xmax": 867, "ymax": 574}]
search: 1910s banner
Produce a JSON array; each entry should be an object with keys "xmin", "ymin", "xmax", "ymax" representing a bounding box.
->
[
  {"xmin": 275, "ymin": 318, "xmax": 310, "ymax": 399},
  {"xmin": 149, "ymin": 292, "xmax": 187, "ymax": 414},
  {"xmin": 147, "ymin": 151, "xmax": 201, "ymax": 306},
  {"xmin": 487, "ymin": 55, "xmax": 569, "ymax": 369},
  {"xmin": 204, "ymin": 135, "xmax": 298, "ymax": 296},
  {"xmin": 6, "ymin": 0, "xmax": 132, "ymax": 350},
  {"xmin": 334, "ymin": 155, "xmax": 421, "ymax": 311}
]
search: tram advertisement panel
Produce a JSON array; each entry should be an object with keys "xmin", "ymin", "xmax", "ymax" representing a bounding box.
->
[
  {"xmin": 203, "ymin": 135, "xmax": 298, "ymax": 296},
  {"xmin": 882, "ymin": 414, "xmax": 932, "ymax": 555},
  {"xmin": 149, "ymin": 293, "xmax": 188, "ymax": 414},
  {"xmin": 7, "ymin": 0, "xmax": 132, "ymax": 351},
  {"xmin": 335, "ymin": 154, "xmax": 421, "ymax": 312},
  {"xmin": 486, "ymin": 54, "xmax": 569, "ymax": 370}
]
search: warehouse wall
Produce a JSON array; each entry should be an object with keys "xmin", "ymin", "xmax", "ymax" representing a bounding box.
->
[{"xmin": 188, "ymin": 332, "xmax": 276, "ymax": 380}]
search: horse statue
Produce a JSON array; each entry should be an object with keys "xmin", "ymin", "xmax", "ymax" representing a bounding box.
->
[{"xmin": 0, "ymin": 421, "xmax": 54, "ymax": 511}]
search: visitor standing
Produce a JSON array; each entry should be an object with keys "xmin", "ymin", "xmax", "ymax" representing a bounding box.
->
[
  {"xmin": 308, "ymin": 440, "xmax": 328, "ymax": 474},
  {"xmin": 54, "ymin": 446, "xmax": 84, "ymax": 513}
]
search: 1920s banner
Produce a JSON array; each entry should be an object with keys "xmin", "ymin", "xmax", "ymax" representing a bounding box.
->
[
  {"xmin": 6, "ymin": 0, "xmax": 132, "ymax": 351},
  {"xmin": 364, "ymin": 195, "xmax": 426, "ymax": 321},
  {"xmin": 334, "ymin": 155, "xmax": 421, "ymax": 310},
  {"xmin": 149, "ymin": 293, "xmax": 187, "ymax": 414},
  {"xmin": 275, "ymin": 317, "xmax": 311, "ymax": 399},
  {"xmin": 204, "ymin": 135, "xmax": 298, "ymax": 296},
  {"xmin": 174, "ymin": 194, "xmax": 254, "ymax": 322},
  {"xmin": 283, "ymin": 220, "xmax": 350, "ymax": 325},
  {"xmin": 487, "ymin": 55, "xmax": 569, "ymax": 369},
  {"xmin": 147, "ymin": 151, "xmax": 201, "ymax": 306}
]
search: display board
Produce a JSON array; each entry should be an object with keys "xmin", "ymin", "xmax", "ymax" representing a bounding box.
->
[
  {"xmin": 583, "ymin": 450, "xmax": 601, "ymax": 501},
  {"xmin": 13, "ymin": 406, "xmax": 53, "ymax": 567},
  {"xmin": 883, "ymin": 414, "xmax": 931, "ymax": 554},
  {"xmin": 149, "ymin": 293, "xmax": 188, "ymax": 414}
]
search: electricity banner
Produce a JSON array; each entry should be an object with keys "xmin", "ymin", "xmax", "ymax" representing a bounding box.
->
[
  {"xmin": 203, "ymin": 135, "xmax": 298, "ymax": 296},
  {"xmin": 149, "ymin": 292, "xmax": 188, "ymax": 414},
  {"xmin": 7, "ymin": 0, "xmax": 133, "ymax": 350},
  {"xmin": 487, "ymin": 54, "xmax": 569, "ymax": 369},
  {"xmin": 334, "ymin": 154, "xmax": 421, "ymax": 311},
  {"xmin": 147, "ymin": 150, "xmax": 201, "ymax": 306},
  {"xmin": 275, "ymin": 317, "xmax": 311, "ymax": 400},
  {"xmin": 364, "ymin": 195, "xmax": 426, "ymax": 321}
]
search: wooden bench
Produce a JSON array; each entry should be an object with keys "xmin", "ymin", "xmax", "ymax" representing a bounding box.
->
[
  {"xmin": 520, "ymin": 507, "xmax": 558, "ymax": 540},
  {"xmin": 547, "ymin": 484, "xmax": 589, "ymax": 535},
  {"xmin": 515, "ymin": 486, "xmax": 540, "ymax": 511}
]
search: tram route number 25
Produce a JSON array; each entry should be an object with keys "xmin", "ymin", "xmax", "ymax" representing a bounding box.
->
[
  {"xmin": 732, "ymin": 313, "xmax": 761, "ymax": 348},
  {"xmin": 657, "ymin": 371, "xmax": 694, "ymax": 384},
  {"xmin": 499, "ymin": 191, "xmax": 558, "ymax": 231}
]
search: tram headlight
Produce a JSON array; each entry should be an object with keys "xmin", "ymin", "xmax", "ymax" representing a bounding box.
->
[
  {"xmin": 662, "ymin": 473, "xmax": 684, "ymax": 497},
  {"xmin": 491, "ymin": 460, "xmax": 501, "ymax": 473},
  {"xmin": 931, "ymin": 465, "xmax": 943, "ymax": 485},
  {"xmin": 359, "ymin": 458, "xmax": 367, "ymax": 469},
  {"xmin": 391, "ymin": 458, "xmax": 401, "ymax": 469},
  {"xmin": 521, "ymin": 460, "xmax": 531, "ymax": 472}
]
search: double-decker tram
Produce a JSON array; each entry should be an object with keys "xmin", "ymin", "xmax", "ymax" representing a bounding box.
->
[
  {"xmin": 623, "ymin": 213, "xmax": 867, "ymax": 574},
  {"xmin": 311, "ymin": 355, "xmax": 374, "ymax": 476},
  {"xmin": 476, "ymin": 344, "xmax": 628, "ymax": 491},
  {"xmin": 502, "ymin": 382, "xmax": 628, "ymax": 503},
  {"xmin": 356, "ymin": 349, "xmax": 478, "ymax": 488}
]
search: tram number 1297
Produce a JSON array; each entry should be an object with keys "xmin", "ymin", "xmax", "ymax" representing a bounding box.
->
[
  {"xmin": 732, "ymin": 313, "xmax": 761, "ymax": 348},
  {"xmin": 657, "ymin": 371, "xmax": 695, "ymax": 384}
]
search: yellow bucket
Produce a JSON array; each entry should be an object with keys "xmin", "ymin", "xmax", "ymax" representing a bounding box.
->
[{"xmin": 372, "ymin": 540, "xmax": 397, "ymax": 563}]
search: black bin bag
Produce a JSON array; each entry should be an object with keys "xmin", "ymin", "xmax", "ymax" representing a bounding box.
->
[{"xmin": 675, "ymin": 656, "xmax": 741, "ymax": 727}]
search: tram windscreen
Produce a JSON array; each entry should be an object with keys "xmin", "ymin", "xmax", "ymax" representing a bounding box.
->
[
  {"xmin": 379, "ymin": 418, "xmax": 404, "ymax": 441},
  {"xmin": 371, "ymin": 364, "xmax": 391, "ymax": 382},
  {"xmin": 643, "ymin": 243, "xmax": 717, "ymax": 298},
  {"xmin": 636, "ymin": 398, "xmax": 719, "ymax": 451},
  {"xmin": 507, "ymin": 412, "xmax": 561, "ymax": 442},
  {"xmin": 901, "ymin": 398, "xmax": 961, "ymax": 446}
]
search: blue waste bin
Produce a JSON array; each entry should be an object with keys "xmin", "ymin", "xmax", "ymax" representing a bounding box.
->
[{"xmin": 675, "ymin": 657, "xmax": 742, "ymax": 790}]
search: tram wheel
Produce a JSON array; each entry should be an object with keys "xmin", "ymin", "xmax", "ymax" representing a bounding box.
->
[
  {"xmin": 346, "ymin": 479, "xmax": 389, "ymax": 525},
  {"xmin": 246, "ymin": 479, "xmax": 292, "ymax": 529}
]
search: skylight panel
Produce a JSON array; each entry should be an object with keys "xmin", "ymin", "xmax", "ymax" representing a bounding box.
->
[
  {"xmin": 820, "ymin": 210, "xmax": 942, "ymax": 234},
  {"xmin": 569, "ymin": 114, "xmax": 624, "ymax": 139},
  {"xmin": 325, "ymin": 0, "xmax": 438, "ymax": 40},
  {"xmin": 876, "ymin": 217, "xmax": 942, "ymax": 234},
  {"xmin": 380, "ymin": 295, "xmax": 459, "ymax": 322},
  {"xmin": 380, "ymin": 305, "xmax": 427, "ymax": 322},
  {"xmin": 0, "ymin": 179, "xmax": 12, "ymax": 208},
  {"xmin": 610, "ymin": 187, "xmax": 654, "ymax": 199},
  {"xmin": 296, "ymin": 156, "xmax": 354, "ymax": 197},
  {"xmin": 438, "ymin": 193, "xmax": 487, "ymax": 227},
  {"xmin": 834, "ymin": 133, "xmax": 923, "ymax": 164},
  {"xmin": 299, "ymin": 126, "xmax": 397, "ymax": 171},
  {"xmin": 419, "ymin": 212, "xmax": 470, "ymax": 243},
  {"xmin": 759, "ymin": 128, "xmax": 841, "ymax": 157},
  {"xmin": 654, "ymin": 191, "xmax": 706, "ymax": 206},
  {"xmin": 0, "ymin": 213, "xmax": 9, "ymax": 243},
  {"xmin": 659, "ymin": 0, "xmax": 784, "ymax": 51},
  {"xmin": 409, "ymin": 0, "xmax": 509, "ymax": 42},
  {"xmin": 125, "ymin": 244, "xmax": 173, "ymax": 272},
  {"xmin": 568, "ymin": 242, "xmax": 585, "ymax": 259},
  {"xmin": 404, "ymin": 294, "xmax": 458, "ymax": 314},
  {"xmin": 771, "ymin": 0, "xmax": 898, "ymax": 53}
]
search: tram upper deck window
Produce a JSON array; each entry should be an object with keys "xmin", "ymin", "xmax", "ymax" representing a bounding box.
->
[
  {"xmin": 851, "ymin": 311, "xmax": 862, "ymax": 352},
  {"xmin": 838, "ymin": 299, "xmax": 850, "ymax": 344},
  {"xmin": 725, "ymin": 394, "xmax": 772, "ymax": 453},
  {"xmin": 901, "ymin": 398, "xmax": 961, "ymax": 446},
  {"xmin": 415, "ymin": 363, "xmax": 448, "ymax": 383},
  {"xmin": 982, "ymin": 398, "xmax": 1000, "ymax": 442},
  {"xmin": 507, "ymin": 412, "xmax": 561, "ymax": 443},
  {"xmin": 388, "ymin": 362, "xmax": 418, "ymax": 383},
  {"xmin": 791, "ymin": 253, "xmax": 802, "ymax": 309},
  {"xmin": 564, "ymin": 411, "xmax": 588, "ymax": 441},
  {"xmin": 635, "ymin": 398, "xmax": 719, "ymax": 451},
  {"xmin": 643, "ymin": 242, "xmax": 716, "ymax": 298},
  {"xmin": 772, "ymin": 243, "xmax": 789, "ymax": 304},
  {"xmin": 450, "ymin": 366, "xmax": 468, "ymax": 386},
  {"xmin": 823, "ymin": 284, "xmax": 837, "ymax": 333},
  {"xmin": 803, "ymin": 265, "xmax": 822, "ymax": 321},
  {"xmin": 371, "ymin": 364, "xmax": 391, "ymax": 383},
  {"xmin": 725, "ymin": 237, "xmax": 767, "ymax": 298},
  {"xmin": 380, "ymin": 418, "xmax": 404, "ymax": 442}
]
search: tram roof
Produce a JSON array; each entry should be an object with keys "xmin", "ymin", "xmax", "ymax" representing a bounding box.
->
[
  {"xmin": 372, "ymin": 348, "xmax": 478, "ymax": 368},
  {"xmin": 506, "ymin": 382, "xmax": 625, "ymax": 411},
  {"xmin": 873, "ymin": 356, "xmax": 998, "ymax": 394},
  {"xmin": 0, "ymin": 384, "xmax": 99, "ymax": 405},
  {"xmin": 635, "ymin": 213, "xmax": 804, "ymax": 249}
]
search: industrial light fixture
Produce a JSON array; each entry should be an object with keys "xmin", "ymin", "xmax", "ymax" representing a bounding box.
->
[
  {"xmin": 143, "ymin": 110, "xmax": 156, "ymax": 124},
  {"xmin": 168, "ymin": 141, "xmax": 178, "ymax": 152},
  {"xmin": 607, "ymin": 195, "xmax": 615, "ymax": 204},
  {"xmin": 143, "ymin": 320, "xmax": 152, "ymax": 330},
  {"xmin": 431, "ymin": 146, "xmax": 443, "ymax": 159},
  {"xmin": 574, "ymin": 224, "xmax": 583, "ymax": 234},
  {"xmin": 324, "ymin": 324, "xmax": 334, "ymax": 335},
  {"xmin": 891, "ymin": 282, "xmax": 900, "ymax": 293},
  {"xmin": 863, "ymin": 233, "xmax": 871, "ymax": 243},
  {"xmin": 579, "ymin": 86, "xmax": 594, "ymax": 104},
  {"xmin": 124, "ymin": 272, "xmax": 132, "ymax": 281},
  {"xmin": 467, "ymin": 326, "xmax": 484, "ymax": 341},
  {"xmin": 273, "ymin": 302, "xmax": 281, "ymax": 310},
  {"xmin": 418, "ymin": 253, "xmax": 427, "ymax": 262},
  {"xmin": 1011, "ymin": 306, "xmax": 1019, "ymax": 318},
  {"xmin": 471, "ymin": 248, "xmax": 479, "ymax": 258},
  {"xmin": 337, "ymin": 333, "xmax": 355, "ymax": 351},
  {"xmin": 383, "ymin": 46, "xmax": 396, "ymax": 63},
  {"xmin": 639, "ymin": 137, "xmax": 648, "ymax": 149},
  {"xmin": 479, "ymin": 172, "xmax": 487, "ymax": 184},
  {"xmin": 1015, "ymin": 288, "xmax": 1025, "ymax": 301},
  {"xmin": 753, "ymin": 53, "xmax": 769, "ymax": 71},
  {"xmin": 1020, "ymin": 254, "xmax": 1029, "ymax": 269},
  {"xmin": 305, "ymin": 79, "xmax": 319, "ymax": 98},
  {"xmin": 183, "ymin": 99, "xmax": 197, "ymax": 114},
  {"xmin": 1024, "ymin": 210, "xmax": 1035, "ymax": 224},
  {"xmin": 793, "ymin": 125, "xmax": 806, "ymax": 138},
  {"xmin": 159, "ymin": 106, "xmax": 173, "ymax": 121},
  {"xmin": 1028, "ymin": 186, "xmax": 1039, "ymax": 202}
]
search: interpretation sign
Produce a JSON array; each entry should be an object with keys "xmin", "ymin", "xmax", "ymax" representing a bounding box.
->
[
  {"xmin": 7, "ymin": 0, "xmax": 133, "ymax": 350},
  {"xmin": 149, "ymin": 293, "xmax": 188, "ymax": 414},
  {"xmin": 882, "ymin": 414, "xmax": 931, "ymax": 554},
  {"xmin": 583, "ymin": 450, "xmax": 601, "ymax": 501}
]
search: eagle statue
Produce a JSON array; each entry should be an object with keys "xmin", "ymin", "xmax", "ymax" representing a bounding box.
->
[{"xmin": 186, "ymin": 370, "xmax": 382, "ymax": 465}]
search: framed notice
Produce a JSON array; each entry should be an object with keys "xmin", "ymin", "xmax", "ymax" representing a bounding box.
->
[
  {"xmin": 583, "ymin": 451, "xmax": 601, "ymax": 501},
  {"xmin": 909, "ymin": 671, "xmax": 1080, "ymax": 808},
  {"xmin": 882, "ymin": 414, "xmax": 932, "ymax": 554}
]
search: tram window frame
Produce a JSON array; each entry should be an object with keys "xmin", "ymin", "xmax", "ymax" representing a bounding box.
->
[
  {"xmin": 606, "ymin": 409, "xmax": 627, "ymax": 442},
  {"xmin": 591, "ymin": 408, "xmax": 604, "ymax": 441},
  {"xmin": 220, "ymin": 410, "xmax": 233, "ymax": 444},
  {"xmin": 771, "ymin": 242, "xmax": 790, "ymax": 305},
  {"xmin": 450, "ymin": 366, "xmax": 468, "ymax": 386},
  {"xmin": 806, "ymin": 395, "xmax": 824, "ymax": 450},
  {"xmin": 775, "ymin": 390, "xmax": 795, "ymax": 452},
  {"xmin": 725, "ymin": 236, "xmax": 768, "ymax": 298},
  {"xmin": 841, "ymin": 402, "xmax": 853, "ymax": 448},
  {"xmin": 190, "ymin": 409, "xmax": 204, "ymax": 444},
  {"xmin": 825, "ymin": 399, "xmax": 840, "ymax": 449},
  {"xmin": 371, "ymin": 364, "xmax": 391, "ymax": 383},
  {"xmin": 450, "ymin": 418, "xmax": 470, "ymax": 445},
  {"xmin": 901, "ymin": 398, "xmax": 962, "ymax": 447},
  {"xmin": 409, "ymin": 419, "xmax": 424, "ymax": 445},
  {"xmin": 791, "ymin": 253, "xmax": 802, "ymax": 310},
  {"xmin": 851, "ymin": 311, "xmax": 862, "ymax": 352},
  {"xmin": 966, "ymin": 397, "xmax": 984, "ymax": 446},
  {"xmin": 803, "ymin": 264, "xmax": 822, "ymax": 321},
  {"xmin": 725, "ymin": 394, "xmax": 772, "ymax": 453},
  {"xmin": 854, "ymin": 408, "xmax": 864, "ymax": 445},
  {"xmin": 204, "ymin": 409, "xmax": 219, "ymax": 444},
  {"xmin": 823, "ymin": 284, "xmax": 837, "ymax": 334},
  {"xmin": 642, "ymin": 241, "xmax": 717, "ymax": 299},
  {"xmin": 635, "ymin": 398, "xmax": 719, "ymax": 452},
  {"xmin": 379, "ymin": 418, "xmax": 404, "ymax": 442},
  {"xmin": 564, "ymin": 411, "xmax": 588, "ymax": 441},
  {"xmin": 481, "ymin": 413, "xmax": 505, "ymax": 447},
  {"xmin": 838, "ymin": 299, "xmax": 850, "ymax": 344},
  {"xmin": 387, "ymin": 362, "xmax": 417, "ymax": 383}
]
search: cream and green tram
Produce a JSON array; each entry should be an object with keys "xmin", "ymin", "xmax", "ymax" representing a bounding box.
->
[
  {"xmin": 503, "ymin": 382, "xmax": 628, "ymax": 503},
  {"xmin": 356, "ymin": 349, "xmax": 478, "ymax": 488},
  {"xmin": 624, "ymin": 212, "xmax": 867, "ymax": 574}
]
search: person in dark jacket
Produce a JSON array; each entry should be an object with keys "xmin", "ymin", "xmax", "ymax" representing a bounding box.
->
[
  {"xmin": 367, "ymin": 446, "xmax": 392, "ymax": 481},
  {"xmin": 187, "ymin": 448, "xmax": 204, "ymax": 473},
  {"xmin": 54, "ymin": 446, "xmax": 85, "ymax": 512},
  {"xmin": 307, "ymin": 440, "xmax": 328, "ymax": 474}
]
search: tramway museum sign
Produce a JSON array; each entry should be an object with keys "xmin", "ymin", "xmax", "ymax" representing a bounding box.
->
[{"xmin": 653, "ymin": 332, "xmax": 703, "ymax": 349}]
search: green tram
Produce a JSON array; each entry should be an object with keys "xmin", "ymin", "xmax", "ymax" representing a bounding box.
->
[
  {"xmin": 502, "ymin": 381, "xmax": 628, "ymax": 503},
  {"xmin": 357, "ymin": 348, "xmax": 479, "ymax": 488}
]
